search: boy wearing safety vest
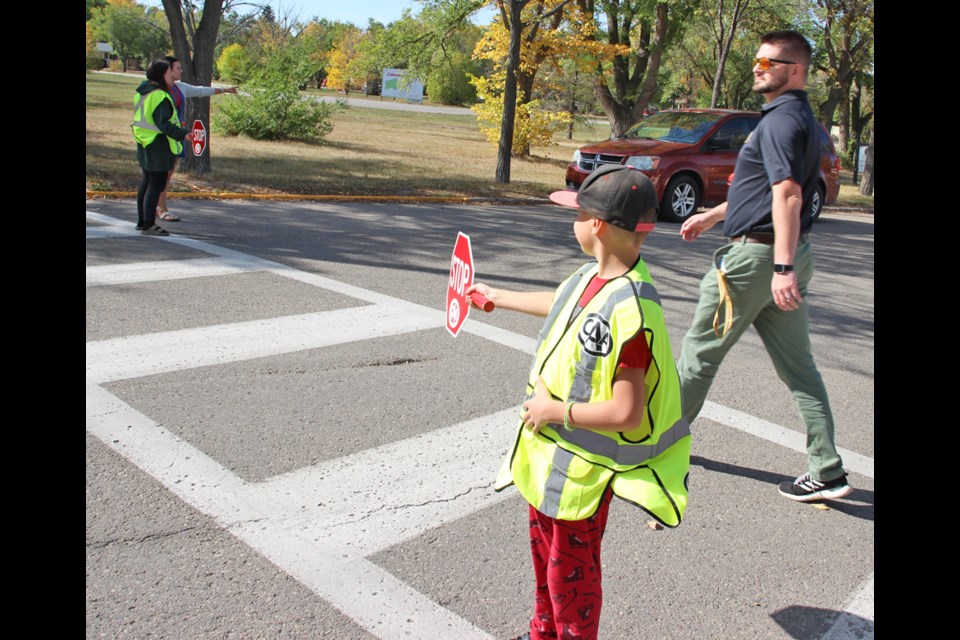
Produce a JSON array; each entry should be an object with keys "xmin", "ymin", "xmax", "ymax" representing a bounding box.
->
[{"xmin": 467, "ymin": 164, "xmax": 691, "ymax": 640}]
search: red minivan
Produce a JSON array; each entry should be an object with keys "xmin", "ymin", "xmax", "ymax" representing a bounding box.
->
[{"xmin": 565, "ymin": 108, "xmax": 840, "ymax": 223}]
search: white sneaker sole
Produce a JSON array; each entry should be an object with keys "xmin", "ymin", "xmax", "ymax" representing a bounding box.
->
[{"xmin": 779, "ymin": 482, "xmax": 853, "ymax": 502}]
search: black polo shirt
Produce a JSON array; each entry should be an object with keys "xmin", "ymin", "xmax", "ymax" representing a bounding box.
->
[{"xmin": 722, "ymin": 90, "xmax": 820, "ymax": 238}]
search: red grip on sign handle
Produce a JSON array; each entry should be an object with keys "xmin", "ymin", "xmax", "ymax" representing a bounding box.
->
[{"xmin": 469, "ymin": 291, "xmax": 495, "ymax": 312}]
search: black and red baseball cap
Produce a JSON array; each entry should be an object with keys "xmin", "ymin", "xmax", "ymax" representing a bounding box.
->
[{"xmin": 549, "ymin": 164, "xmax": 658, "ymax": 232}]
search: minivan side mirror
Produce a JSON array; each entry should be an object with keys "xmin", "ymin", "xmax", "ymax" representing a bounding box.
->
[{"xmin": 708, "ymin": 135, "xmax": 732, "ymax": 150}]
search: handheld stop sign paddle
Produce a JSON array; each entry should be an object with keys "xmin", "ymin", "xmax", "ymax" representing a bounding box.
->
[
  {"xmin": 192, "ymin": 119, "xmax": 207, "ymax": 156},
  {"xmin": 446, "ymin": 232, "xmax": 493, "ymax": 338}
]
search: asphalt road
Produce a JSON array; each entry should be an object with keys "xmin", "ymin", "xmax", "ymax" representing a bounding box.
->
[{"xmin": 86, "ymin": 199, "xmax": 874, "ymax": 639}]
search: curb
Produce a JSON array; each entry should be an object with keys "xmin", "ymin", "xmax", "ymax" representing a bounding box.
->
[
  {"xmin": 823, "ymin": 205, "xmax": 874, "ymax": 215},
  {"xmin": 86, "ymin": 191, "xmax": 873, "ymax": 214},
  {"xmin": 85, "ymin": 191, "xmax": 549, "ymax": 206}
]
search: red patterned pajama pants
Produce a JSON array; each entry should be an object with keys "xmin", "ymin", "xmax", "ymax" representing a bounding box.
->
[{"xmin": 526, "ymin": 487, "xmax": 613, "ymax": 640}]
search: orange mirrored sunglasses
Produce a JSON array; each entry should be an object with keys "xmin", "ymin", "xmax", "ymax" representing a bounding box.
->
[{"xmin": 754, "ymin": 57, "xmax": 796, "ymax": 71}]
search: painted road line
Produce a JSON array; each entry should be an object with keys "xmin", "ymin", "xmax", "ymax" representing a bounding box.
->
[
  {"xmin": 821, "ymin": 573, "xmax": 874, "ymax": 640},
  {"xmin": 86, "ymin": 226, "xmax": 140, "ymax": 239},
  {"xmin": 86, "ymin": 305, "xmax": 442, "ymax": 384},
  {"xmin": 86, "ymin": 382, "xmax": 496, "ymax": 640},
  {"xmin": 86, "ymin": 256, "xmax": 264, "ymax": 286},
  {"xmin": 700, "ymin": 401, "xmax": 874, "ymax": 479},
  {"xmin": 233, "ymin": 522, "xmax": 494, "ymax": 640},
  {"xmin": 242, "ymin": 408, "xmax": 520, "ymax": 554}
]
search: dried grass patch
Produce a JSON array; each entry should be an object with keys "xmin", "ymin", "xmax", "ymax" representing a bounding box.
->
[{"xmin": 86, "ymin": 72, "xmax": 872, "ymax": 208}]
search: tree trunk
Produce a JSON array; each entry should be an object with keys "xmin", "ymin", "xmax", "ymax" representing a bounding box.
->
[
  {"xmin": 817, "ymin": 83, "xmax": 844, "ymax": 133},
  {"xmin": 634, "ymin": 3, "xmax": 668, "ymax": 118},
  {"xmin": 161, "ymin": 0, "xmax": 226, "ymax": 177},
  {"xmin": 858, "ymin": 123, "xmax": 873, "ymax": 196},
  {"xmin": 837, "ymin": 92, "xmax": 850, "ymax": 157},
  {"xmin": 710, "ymin": 54, "xmax": 725, "ymax": 108},
  {"xmin": 815, "ymin": 0, "xmax": 873, "ymax": 133},
  {"xmin": 496, "ymin": 1, "xmax": 526, "ymax": 184},
  {"xmin": 567, "ymin": 68, "xmax": 577, "ymax": 140},
  {"xmin": 590, "ymin": 2, "xmax": 668, "ymax": 137},
  {"xmin": 710, "ymin": 0, "xmax": 749, "ymax": 108},
  {"xmin": 850, "ymin": 77, "xmax": 861, "ymax": 184}
]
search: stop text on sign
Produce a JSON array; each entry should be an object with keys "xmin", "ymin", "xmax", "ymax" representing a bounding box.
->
[{"xmin": 449, "ymin": 254, "xmax": 471, "ymax": 297}]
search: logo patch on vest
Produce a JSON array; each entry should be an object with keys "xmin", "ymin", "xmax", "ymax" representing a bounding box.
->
[{"xmin": 578, "ymin": 313, "xmax": 612, "ymax": 357}]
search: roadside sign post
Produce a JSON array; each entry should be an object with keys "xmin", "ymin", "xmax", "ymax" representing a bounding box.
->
[{"xmin": 192, "ymin": 119, "xmax": 207, "ymax": 157}]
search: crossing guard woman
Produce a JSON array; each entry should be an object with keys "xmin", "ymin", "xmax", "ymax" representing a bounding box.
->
[{"xmin": 131, "ymin": 59, "xmax": 193, "ymax": 236}]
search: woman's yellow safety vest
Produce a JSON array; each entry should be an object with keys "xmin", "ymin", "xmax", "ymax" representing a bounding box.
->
[
  {"xmin": 495, "ymin": 259, "xmax": 691, "ymax": 526},
  {"xmin": 132, "ymin": 88, "xmax": 182, "ymax": 156}
]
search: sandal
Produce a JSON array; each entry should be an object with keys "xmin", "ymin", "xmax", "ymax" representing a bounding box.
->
[
  {"xmin": 158, "ymin": 211, "xmax": 181, "ymax": 222},
  {"xmin": 140, "ymin": 225, "xmax": 169, "ymax": 236}
]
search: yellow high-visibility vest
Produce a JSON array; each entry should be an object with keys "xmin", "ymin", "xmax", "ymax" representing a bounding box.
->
[
  {"xmin": 495, "ymin": 259, "xmax": 690, "ymax": 526},
  {"xmin": 132, "ymin": 88, "xmax": 182, "ymax": 156}
]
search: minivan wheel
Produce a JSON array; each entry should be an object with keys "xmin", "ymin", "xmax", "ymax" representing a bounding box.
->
[
  {"xmin": 810, "ymin": 183, "xmax": 826, "ymax": 222},
  {"xmin": 660, "ymin": 176, "xmax": 701, "ymax": 223}
]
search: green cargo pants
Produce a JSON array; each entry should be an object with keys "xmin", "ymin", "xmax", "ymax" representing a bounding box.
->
[{"xmin": 677, "ymin": 238, "xmax": 845, "ymax": 482}]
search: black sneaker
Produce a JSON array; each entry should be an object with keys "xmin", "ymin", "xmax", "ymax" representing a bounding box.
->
[
  {"xmin": 135, "ymin": 224, "xmax": 145, "ymax": 230},
  {"xmin": 778, "ymin": 472, "xmax": 852, "ymax": 502}
]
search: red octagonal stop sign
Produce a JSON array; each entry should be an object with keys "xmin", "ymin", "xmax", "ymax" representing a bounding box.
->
[
  {"xmin": 446, "ymin": 232, "xmax": 475, "ymax": 337},
  {"xmin": 192, "ymin": 119, "xmax": 207, "ymax": 156}
]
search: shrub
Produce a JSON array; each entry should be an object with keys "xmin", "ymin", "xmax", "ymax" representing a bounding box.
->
[
  {"xmin": 215, "ymin": 46, "xmax": 346, "ymax": 142},
  {"xmin": 87, "ymin": 50, "xmax": 104, "ymax": 71},
  {"xmin": 426, "ymin": 52, "xmax": 478, "ymax": 107},
  {"xmin": 216, "ymin": 89, "xmax": 344, "ymax": 142}
]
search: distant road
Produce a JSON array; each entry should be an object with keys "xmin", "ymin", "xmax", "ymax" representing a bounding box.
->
[
  {"xmin": 307, "ymin": 93, "xmax": 475, "ymax": 116},
  {"xmin": 94, "ymin": 70, "xmax": 475, "ymax": 116}
]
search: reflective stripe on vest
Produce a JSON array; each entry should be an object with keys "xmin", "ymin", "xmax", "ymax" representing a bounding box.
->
[
  {"xmin": 542, "ymin": 447, "xmax": 576, "ymax": 514},
  {"xmin": 132, "ymin": 93, "xmax": 162, "ymax": 133},
  {"xmin": 542, "ymin": 414, "xmax": 690, "ymax": 467},
  {"xmin": 132, "ymin": 89, "xmax": 182, "ymax": 156}
]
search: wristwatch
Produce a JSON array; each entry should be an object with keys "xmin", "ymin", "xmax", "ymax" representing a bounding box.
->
[{"xmin": 773, "ymin": 264, "xmax": 794, "ymax": 274}]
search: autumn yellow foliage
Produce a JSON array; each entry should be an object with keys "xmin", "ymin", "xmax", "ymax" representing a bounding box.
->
[
  {"xmin": 470, "ymin": 74, "xmax": 572, "ymax": 156},
  {"xmin": 326, "ymin": 28, "xmax": 364, "ymax": 92},
  {"xmin": 468, "ymin": 0, "xmax": 615, "ymax": 156}
]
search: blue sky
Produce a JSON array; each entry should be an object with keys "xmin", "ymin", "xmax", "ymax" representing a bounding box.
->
[
  {"xmin": 143, "ymin": 1, "xmax": 496, "ymax": 29},
  {"xmin": 277, "ymin": 1, "xmax": 497, "ymax": 27},
  {"xmin": 285, "ymin": 0, "xmax": 427, "ymax": 26}
]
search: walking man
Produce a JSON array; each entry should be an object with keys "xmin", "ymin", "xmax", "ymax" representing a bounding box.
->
[{"xmin": 676, "ymin": 30, "xmax": 852, "ymax": 502}]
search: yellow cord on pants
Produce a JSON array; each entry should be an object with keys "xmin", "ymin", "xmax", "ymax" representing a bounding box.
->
[{"xmin": 713, "ymin": 269, "xmax": 734, "ymax": 338}]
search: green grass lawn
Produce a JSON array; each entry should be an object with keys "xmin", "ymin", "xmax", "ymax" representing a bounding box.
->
[{"xmin": 86, "ymin": 71, "xmax": 873, "ymax": 208}]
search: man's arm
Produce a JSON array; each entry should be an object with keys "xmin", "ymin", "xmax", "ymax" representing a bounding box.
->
[
  {"xmin": 770, "ymin": 178, "xmax": 803, "ymax": 310},
  {"xmin": 680, "ymin": 202, "xmax": 727, "ymax": 241}
]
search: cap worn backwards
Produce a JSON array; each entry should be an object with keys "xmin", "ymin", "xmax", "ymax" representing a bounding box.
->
[{"xmin": 549, "ymin": 164, "xmax": 658, "ymax": 232}]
